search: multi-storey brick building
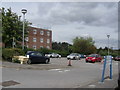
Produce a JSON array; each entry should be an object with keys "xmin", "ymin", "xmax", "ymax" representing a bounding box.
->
[{"xmin": 25, "ymin": 26, "xmax": 52, "ymax": 50}]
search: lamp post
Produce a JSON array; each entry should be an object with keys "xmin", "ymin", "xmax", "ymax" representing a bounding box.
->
[
  {"xmin": 21, "ymin": 9, "xmax": 27, "ymax": 50},
  {"xmin": 107, "ymin": 35, "xmax": 110, "ymax": 55}
]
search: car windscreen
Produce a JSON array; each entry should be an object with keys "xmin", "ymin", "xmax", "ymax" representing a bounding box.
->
[
  {"xmin": 30, "ymin": 52, "xmax": 43, "ymax": 56},
  {"xmin": 88, "ymin": 54, "xmax": 96, "ymax": 57}
]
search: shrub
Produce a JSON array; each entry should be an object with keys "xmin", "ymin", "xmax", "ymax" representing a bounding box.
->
[{"xmin": 2, "ymin": 48, "xmax": 24, "ymax": 61}]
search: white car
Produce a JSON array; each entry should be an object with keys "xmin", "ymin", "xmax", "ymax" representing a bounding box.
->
[
  {"xmin": 67, "ymin": 53, "xmax": 81, "ymax": 60},
  {"xmin": 45, "ymin": 53, "xmax": 61, "ymax": 58}
]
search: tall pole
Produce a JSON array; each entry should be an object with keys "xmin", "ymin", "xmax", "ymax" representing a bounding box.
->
[
  {"xmin": 107, "ymin": 35, "xmax": 110, "ymax": 55},
  {"xmin": 21, "ymin": 9, "xmax": 27, "ymax": 50},
  {"xmin": 22, "ymin": 14, "xmax": 25, "ymax": 50}
]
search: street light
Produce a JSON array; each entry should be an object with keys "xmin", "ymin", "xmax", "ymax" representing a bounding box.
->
[
  {"xmin": 21, "ymin": 9, "xmax": 27, "ymax": 50},
  {"xmin": 107, "ymin": 35, "xmax": 110, "ymax": 55}
]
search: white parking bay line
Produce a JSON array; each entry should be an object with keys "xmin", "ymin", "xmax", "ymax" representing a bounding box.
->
[
  {"xmin": 88, "ymin": 84, "xmax": 96, "ymax": 88},
  {"xmin": 64, "ymin": 70, "xmax": 70, "ymax": 72},
  {"xmin": 48, "ymin": 69, "xmax": 70, "ymax": 73},
  {"xmin": 48, "ymin": 69, "xmax": 62, "ymax": 71}
]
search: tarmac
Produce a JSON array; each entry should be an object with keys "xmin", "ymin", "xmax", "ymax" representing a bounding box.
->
[{"xmin": 1, "ymin": 60, "xmax": 119, "ymax": 89}]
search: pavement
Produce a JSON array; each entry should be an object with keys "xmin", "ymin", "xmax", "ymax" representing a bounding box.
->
[{"xmin": 80, "ymin": 74, "xmax": 118, "ymax": 89}]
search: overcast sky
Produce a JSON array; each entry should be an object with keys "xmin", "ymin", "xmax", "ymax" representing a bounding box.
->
[{"xmin": 2, "ymin": 2, "xmax": 118, "ymax": 49}]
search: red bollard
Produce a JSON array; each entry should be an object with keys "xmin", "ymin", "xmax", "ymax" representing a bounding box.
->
[{"xmin": 68, "ymin": 60, "xmax": 72, "ymax": 66}]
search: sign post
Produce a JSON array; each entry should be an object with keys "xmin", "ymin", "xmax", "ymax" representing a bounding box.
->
[{"xmin": 101, "ymin": 55, "xmax": 112, "ymax": 82}]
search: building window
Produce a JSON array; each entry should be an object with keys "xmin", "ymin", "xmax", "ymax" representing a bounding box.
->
[
  {"xmin": 33, "ymin": 29, "xmax": 37, "ymax": 34},
  {"xmin": 47, "ymin": 39, "xmax": 50, "ymax": 44},
  {"xmin": 40, "ymin": 31, "xmax": 44, "ymax": 35},
  {"xmin": 40, "ymin": 38, "xmax": 43, "ymax": 43},
  {"xmin": 47, "ymin": 31, "xmax": 50, "ymax": 36},
  {"xmin": 33, "ymin": 45, "xmax": 36, "ymax": 50},
  {"xmin": 40, "ymin": 46, "xmax": 43, "ymax": 48},
  {"xmin": 33, "ymin": 38, "xmax": 36, "ymax": 42},
  {"xmin": 47, "ymin": 46, "xmax": 50, "ymax": 49},
  {"xmin": 25, "ymin": 37, "xmax": 29, "ymax": 42},
  {"xmin": 26, "ymin": 45, "xmax": 29, "ymax": 48}
]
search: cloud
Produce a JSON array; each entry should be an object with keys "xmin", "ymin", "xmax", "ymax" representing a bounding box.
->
[
  {"xmin": 95, "ymin": 38, "xmax": 118, "ymax": 48},
  {"xmin": 29, "ymin": 2, "xmax": 118, "ymax": 29}
]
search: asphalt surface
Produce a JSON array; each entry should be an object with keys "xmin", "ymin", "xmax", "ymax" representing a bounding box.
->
[{"xmin": 0, "ymin": 58, "xmax": 119, "ymax": 88}]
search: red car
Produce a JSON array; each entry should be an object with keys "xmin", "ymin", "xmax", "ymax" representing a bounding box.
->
[
  {"xmin": 86, "ymin": 54, "xmax": 102, "ymax": 63},
  {"xmin": 114, "ymin": 56, "xmax": 120, "ymax": 61}
]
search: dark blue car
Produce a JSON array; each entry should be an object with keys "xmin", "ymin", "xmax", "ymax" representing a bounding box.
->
[{"xmin": 26, "ymin": 51, "xmax": 50, "ymax": 64}]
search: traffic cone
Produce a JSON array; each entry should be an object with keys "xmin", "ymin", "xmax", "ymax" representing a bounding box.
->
[{"xmin": 68, "ymin": 60, "xmax": 72, "ymax": 66}]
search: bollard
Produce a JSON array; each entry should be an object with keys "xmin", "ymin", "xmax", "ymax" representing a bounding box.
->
[{"xmin": 68, "ymin": 60, "xmax": 72, "ymax": 66}]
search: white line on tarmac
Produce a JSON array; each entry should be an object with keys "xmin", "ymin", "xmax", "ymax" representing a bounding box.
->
[
  {"xmin": 88, "ymin": 84, "xmax": 96, "ymax": 88},
  {"xmin": 48, "ymin": 69, "xmax": 62, "ymax": 71}
]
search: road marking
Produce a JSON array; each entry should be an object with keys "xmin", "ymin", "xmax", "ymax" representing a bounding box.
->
[
  {"xmin": 16, "ymin": 68, "xmax": 20, "ymax": 70},
  {"xmin": 48, "ymin": 69, "xmax": 61, "ymax": 71},
  {"xmin": 64, "ymin": 70, "xmax": 70, "ymax": 72},
  {"xmin": 48, "ymin": 69, "xmax": 70, "ymax": 73},
  {"xmin": 88, "ymin": 84, "xmax": 96, "ymax": 88}
]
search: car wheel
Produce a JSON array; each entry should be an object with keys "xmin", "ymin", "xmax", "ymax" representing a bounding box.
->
[
  {"xmin": 45, "ymin": 59, "xmax": 49, "ymax": 64},
  {"xmin": 27, "ymin": 59, "xmax": 32, "ymax": 64},
  {"xmin": 86, "ymin": 61, "xmax": 88, "ymax": 63},
  {"xmin": 92, "ymin": 61, "xmax": 95, "ymax": 63},
  {"xmin": 73, "ymin": 57, "xmax": 76, "ymax": 60}
]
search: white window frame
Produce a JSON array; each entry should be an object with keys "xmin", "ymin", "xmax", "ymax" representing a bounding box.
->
[
  {"xmin": 40, "ymin": 46, "xmax": 43, "ymax": 48},
  {"xmin": 26, "ymin": 45, "xmax": 29, "ymax": 48},
  {"xmin": 47, "ymin": 31, "xmax": 50, "ymax": 36},
  {"xmin": 47, "ymin": 39, "xmax": 50, "ymax": 44},
  {"xmin": 40, "ymin": 31, "xmax": 44, "ymax": 35},
  {"xmin": 33, "ymin": 38, "xmax": 36, "ymax": 42},
  {"xmin": 33, "ymin": 29, "xmax": 37, "ymax": 34},
  {"xmin": 33, "ymin": 45, "xmax": 36, "ymax": 50},
  {"xmin": 25, "ymin": 37, "xmax": 29, "ymax": 42},
  {"xmin": 40, "ymin": 38, "xmax": 43, "ymax": 43}
]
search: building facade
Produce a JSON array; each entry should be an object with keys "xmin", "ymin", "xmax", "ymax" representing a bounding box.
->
[{"xmin": 25, "ymin": 26, "xmax": 52, "ymax": 50}]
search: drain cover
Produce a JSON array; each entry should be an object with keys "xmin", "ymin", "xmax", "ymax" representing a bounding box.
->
[{"xmin": 0, "ymin": 80, "xmax": 20, "ymax": 87}]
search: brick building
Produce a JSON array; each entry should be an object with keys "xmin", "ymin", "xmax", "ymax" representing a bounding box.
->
[{"xmin": 25, "ymin": 26, "xmax": 52, "ymax": 50}]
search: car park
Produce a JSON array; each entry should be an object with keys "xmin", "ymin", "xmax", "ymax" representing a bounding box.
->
[
  {"xmin": 45, "ymin": 53, "xmax": 61, "ymax": 58},
  {"xmin": 86, "ymin": 54, "xmax": 102, "ymax": 63},
  {"xmin": 26, "ymin": 51, "xmax": 50, "ymax": 64},
  {"xmin": 67, "ymin": 53, "xmax": 81, "ymax": 60}
]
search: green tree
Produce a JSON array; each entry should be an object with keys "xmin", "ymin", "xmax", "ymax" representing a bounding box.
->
[
  {"xmin": 2, "ymin": 7, "xmax": 30, "ymax": 48},
  {"xmin": 72, "ymin": 36, "xmax": 97, "ymax": 54},
  {"xmin": 52, "ymin": 42, "xmax": 72, "ymax": 51}
]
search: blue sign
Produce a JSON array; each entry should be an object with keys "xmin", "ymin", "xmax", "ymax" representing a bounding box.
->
[{"xmin": 101, "ymin": 55, "xmax": 112, "ymax": 82}]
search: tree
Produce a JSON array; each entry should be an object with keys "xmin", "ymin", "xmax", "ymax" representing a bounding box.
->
[
  {"xmin": 52, "ymin": 41, "xmax": 72, "ymax": 51},
  {"xmin": 72, "ymin": 36, "xmax": 97, "ymax": 54},
  {"xmin": 2, "ymin": 7, "xmax": 30, "ymax": 48}
]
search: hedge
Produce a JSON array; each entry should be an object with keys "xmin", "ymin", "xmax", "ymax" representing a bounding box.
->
[{"xmin": 2, "ymin": 48, "xmax": 25, "ymax": 61}]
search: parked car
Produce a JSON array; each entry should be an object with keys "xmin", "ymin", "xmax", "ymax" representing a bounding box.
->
[
  {"xmin": 86, "ymin": 54, "xmax": 102, "ymax": 63},
  {"xmin": 114, "ymin": 56, "xmax": 120, "ymax": 61},
  {"xmin": 45, "ymin": 53, "xmax": 61, "ymax": 58},
  {"xmin": 67, "ymin": 53, "xmax": 81, "ymax": 60},
  {"xmin": 26, "ymin": 51, "xmax": 50, "ymax": 64},
  {"xmin": 79, "ymin": 54, "xmax": 86, "ymax": 58}
]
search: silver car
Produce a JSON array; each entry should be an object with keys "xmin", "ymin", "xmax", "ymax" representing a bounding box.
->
[
  {"xmin": 45, "ymin": 53, "xmax": 61, "ymax": 58},
  {"xmin": 67, "ymin": 53, "xmax": 81, "ymax": 60}
]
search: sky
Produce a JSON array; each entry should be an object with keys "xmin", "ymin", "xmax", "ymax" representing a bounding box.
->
[{"xmin": 1, "ymin": 1, "xmax": 119, "ymax": 49}]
